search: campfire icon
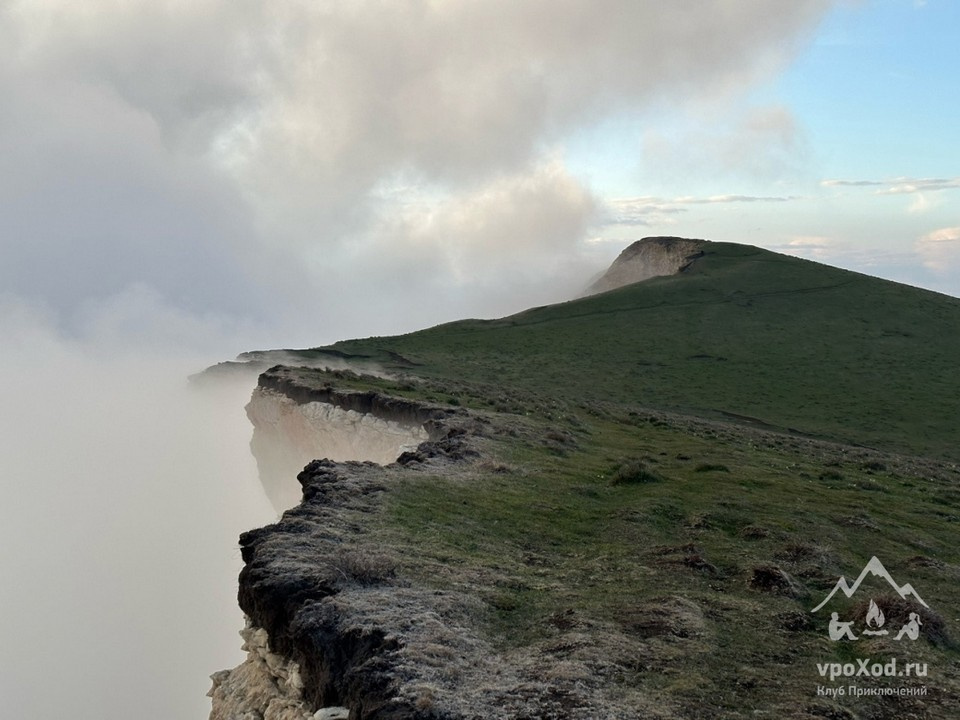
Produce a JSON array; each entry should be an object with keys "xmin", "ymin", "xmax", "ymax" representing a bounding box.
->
[{"xmin": 862, "ymin": 599, "xmax": 888, "ymax": 636}]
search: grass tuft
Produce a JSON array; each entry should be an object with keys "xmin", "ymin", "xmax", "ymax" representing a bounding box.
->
[
  {"xmin": 610, "ymin": 460, "xmax": 663, "ymax": 485},
  {"xmin": 694, "ymin": 463, "xmax": 730, "ymax": 473}
]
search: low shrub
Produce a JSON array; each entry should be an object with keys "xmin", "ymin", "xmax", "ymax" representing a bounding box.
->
[
  {"xmin": 611, "ymin": 460, "xmax": 662, "ymax": 485},
  {"xmin": 330, "ymin": 549, "xmax": 397, "ymax": 585},
  {"xmin": 694, "ymin": 463, "xmax": 730, "ymax": 473}
]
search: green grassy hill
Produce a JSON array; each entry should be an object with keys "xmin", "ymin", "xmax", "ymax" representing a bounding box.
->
[
  {"xmin": 260, "ymin": 241, "xmax": 960, "ymax": 717},
  {"xmin": 301, "ymin": 241, "xmax": 960, "ymax": 460}
]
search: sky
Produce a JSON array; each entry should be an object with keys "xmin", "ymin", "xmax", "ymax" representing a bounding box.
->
[
  {"xmin": 1, "ymin": 2, "xmax": 958, "ymax": 719},
  {"xmin": 587, "ymin": 0, "xmax": 960, "ymax": 299}
]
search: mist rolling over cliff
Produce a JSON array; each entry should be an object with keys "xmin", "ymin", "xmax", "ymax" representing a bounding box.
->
[
  {"xmin": 2, "ymin": 1, "xmax": 959, "ymax": 717},
  {"xmin": 0, "ymin": 304, "xmax": 273, "ymax": 720}
]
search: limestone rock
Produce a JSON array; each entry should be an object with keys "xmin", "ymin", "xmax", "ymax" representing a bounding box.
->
[
  {"xmin": 313, "ymin": 708, "xmax": 349, "ymax": 720},
  {"xmin": 245, "ymin": 367, "xmax": 455, "ymax": 512},
  {"xmin": 208, "ymin": 622, "xmax": 316, "ymax": 720},
  {"xmin": 588, "ymin": 236, "xmax": 706, "ymax": 294}
]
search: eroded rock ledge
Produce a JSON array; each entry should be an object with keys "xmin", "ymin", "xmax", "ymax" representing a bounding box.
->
[
  {"xmin": 256, "ymin": 367, "xmax": 448, "ymax": 427},
  {"xmin": 209, "ymin": 621, "xmax": 317, "ymax": 720},
  {"xmin": 226, "ymin": 455, "xmax": 511, "ymax": 719},
  {"xmin": 588, "ymin": 236, "xmax": 706, "ymax": 294},
  {"xmin": 211, "ymin": 367, "xmax": 498, "ymax": 718},
  {"xmin": 224, "ymin": 461, "xmax": 658, "ymax": 719},
  {"xmin": 246, "ymin": 367, "xmax": 455, "ymax": 512}
]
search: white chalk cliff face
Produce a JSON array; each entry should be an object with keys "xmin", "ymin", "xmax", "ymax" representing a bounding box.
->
[
  {"xmin": 208, "ymin": 621, "xmax": 349, "ymax": 720},
  {"xmin": 588, "ymin": 236, "xmax": 706, "ymax": 294},
  {"xmin": 246, "ymin": 387, "xmax": 430, "ymax": 512},
  {"xmin": 208, "ymin": 372, "xmax": 440, "ymax": 717},
  {"xmin": 208, "ymin": 622, "xmax": 313, "ymax": 720}
]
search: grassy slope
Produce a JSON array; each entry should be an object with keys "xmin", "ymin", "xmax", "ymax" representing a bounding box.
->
[
  {"xmin": 278, "ymin": 242, "xmax": 960, "ymax": 716},
  {"xmin": 312, "ymin": 242, "xmax": 960, "ymax": 460},
  {"xmin": 285, "ymin": 363, "xmax": 960, "ymax": 717}
]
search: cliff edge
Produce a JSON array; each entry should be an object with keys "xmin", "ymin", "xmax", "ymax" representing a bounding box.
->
[
  {"xmin": 211, "ymin": 368, "xmax": 662, "ymax": 718},
  {"xmin": 588, "ymin": 236, "xmax": 706, "ymax": 294}
]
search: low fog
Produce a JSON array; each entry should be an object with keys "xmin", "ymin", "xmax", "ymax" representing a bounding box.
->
[{"xmin": 0, "ymin": 300, "xmax": 273, "ymax": 720}]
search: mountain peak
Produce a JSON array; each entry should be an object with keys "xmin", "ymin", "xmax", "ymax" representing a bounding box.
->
[
  {"xmin": 811, "ymin": 556, "xmax": 930, "ymax": 612},
  {"xmin": 588, "ymin": 236, "xmax": 707, "ymax": 294}
]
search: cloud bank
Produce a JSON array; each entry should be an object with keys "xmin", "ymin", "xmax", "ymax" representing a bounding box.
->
[
  {"xmin": 821, "ymin": 176, "xmax": 960, "ymax": 195},
  {"xmin": 1, "ymin": 0, "xmax": 836, "ymax": 348},
  {"xmin": 642, "ymin": 105, "xmax": 808, "ymax": 185}
]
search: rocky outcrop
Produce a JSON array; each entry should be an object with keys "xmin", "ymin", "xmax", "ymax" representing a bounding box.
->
[
  {"xmin": 255, "ymin": 367, "xmax": 447, "ymax": 427},
  {"xmin": 221, "ymin": 455, "xmax": 512, "ymax": 720},
  {"xmin": 246, "ymin": 367, "xmax": 451, "ymax": 512},
  {"xmin": 191, "ymin": 349, "xmax": 394, "ymax": 385},
  {"xmin": 209, "ymin": 370, "xmax": 488, "ymax": 719},
  {"xmin": 216, "ymin": 456, "xmax": 659, "ymax": 719},
  {"xmin": 211, "ymin": 371, "xmax": 661, "ymax": 719},
  {"xmin": 588, "ymin": 236, "xmax": 706, "ymax": 294},
  {"xmin": 208, "ymin": 622, "xmax": 349, "ymax": 720}
]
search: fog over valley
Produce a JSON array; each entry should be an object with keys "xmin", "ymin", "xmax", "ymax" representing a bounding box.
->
[{"xmin": 0, "ymin": 302, "xmax": 273, "ymax": 719}]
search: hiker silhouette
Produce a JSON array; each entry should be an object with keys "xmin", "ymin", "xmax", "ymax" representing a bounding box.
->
[
  {"xmin": 829, "ymin": 612, "xmax": 858, "ymax": 641},
  {"xmin": 895, "ymin": 612, "xmax": 922, "ymax": 641}
]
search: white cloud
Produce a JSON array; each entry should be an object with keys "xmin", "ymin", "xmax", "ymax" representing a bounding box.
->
[
  {"xmin": 768, "ymin": 235, "xmax": 837, "ymax": 260},
  {"xmin": 915, "ymin": 226, "xmax": 960, "ymax": 273},
  {"xmin": 907, "ymin": 192, "xmax": 934, "ymax": 214},
  {"xmin": 820, "ymin": 177, "xmax": 960, "ymax": 217},
  {"xmin": 354, "ymin": 161, "xmax": 603, "ymax": 321},
  {"xmin": 0, "ymin": 296, "xmax": 273, "ymax": 720},
  {"xmin": 820, "ymin": 178, "xmax": 885, "ymax": 187},
  {"xmin": 877, "ymin": 178, "xmax": 960, "ymax": 195},
  {"xmin": 603, "ymin": 196, "xmax": 688, "ymax": 227},
  {"xmin": 392, "ymin": 162, "xmax": 598, "ymax": 276},
  {"xmin": 641, "ymin": 105, "xmax": 809, "ymax": 183},
  {"xmin": 789, "ymin": 235, "xmax": 834, "ymax": 248},
  {"xmin": 683, "ymin": 194, "xmax": 802, "ymax": 204},
  {"xmin": 0, "ymin": 0, "xmax": 838, "ymax": 346},
  {"xmin": 603, "ymin": 193, "xmax": 803, "ymax": 229},
  {"xmin": 822, "ymin": 176, "xmax": 960, "ymax": 194}
]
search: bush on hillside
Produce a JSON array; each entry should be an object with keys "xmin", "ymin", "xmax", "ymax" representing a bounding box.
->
[{"xmin": 611, "ymin": 460, "xmax": 662, "ymax": 485}]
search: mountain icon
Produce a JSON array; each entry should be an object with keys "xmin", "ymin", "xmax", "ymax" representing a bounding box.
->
[{"xmin": 811, "ymin": 556, "xmax": 929, "ymax": 612}]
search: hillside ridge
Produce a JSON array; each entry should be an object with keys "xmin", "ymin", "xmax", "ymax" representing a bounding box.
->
[
  {"xmin": 309, "ymin": 241, "xmax": 960, "ymax": 460},
  {"xmin": 209, "ymin": 239, "xmax": 960, "ymax": 719}
]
